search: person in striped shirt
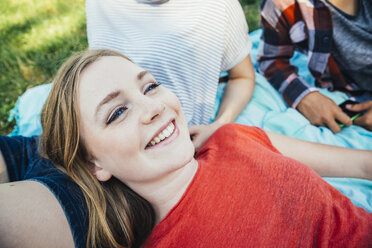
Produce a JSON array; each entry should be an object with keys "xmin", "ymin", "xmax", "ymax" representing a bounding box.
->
[
  {"xmin": 258, "ymin": 0, "xmax": 372, "ymax": 133},
  {"xmin": 86, "ymin": 0, "xmax": 256, "ymax": 151}
]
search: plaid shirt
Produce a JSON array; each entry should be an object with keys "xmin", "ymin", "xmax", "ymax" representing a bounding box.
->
[{"xmin": 258, "ymin": 0, "xmax": 350, "ymax": 107}]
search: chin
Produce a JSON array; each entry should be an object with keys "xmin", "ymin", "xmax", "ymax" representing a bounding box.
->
[
  {"xmin": 173, "ymin": 140, "xmax": 195, "ymax": 168},
  {"xmin": 183, "ymin": 141, "xmax": 196, "ymax": 163}
]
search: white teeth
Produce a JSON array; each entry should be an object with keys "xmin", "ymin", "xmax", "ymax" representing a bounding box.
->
[
  {"xmin": 163, "ymin": 129, "xmax": 170, "ymax": 137},
  {"xmin": 147, "ymin": 122, "xmax": 175, "ymax": 148},
  {"xmin": 166, "ymin": 124, "xmax": 173, "ymax": 133}
]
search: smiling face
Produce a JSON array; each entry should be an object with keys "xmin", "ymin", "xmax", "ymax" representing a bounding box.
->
[{"xmin": 78, "ymin": 56, "xmax": 195, "ymax": 186}]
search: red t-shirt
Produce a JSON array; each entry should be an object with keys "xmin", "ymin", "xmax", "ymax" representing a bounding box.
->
[{"xmin": 144, "ymin": 124, "xmax": 372, "ymax": 247}]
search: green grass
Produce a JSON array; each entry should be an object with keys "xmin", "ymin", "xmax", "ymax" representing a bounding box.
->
[
  {"xmin": 0, "ymin": 0, "xmax": 260, "ymax": 135},
  {"xmin": 240, "ymin": 0, "xmax": 261, "ymax": 31}
]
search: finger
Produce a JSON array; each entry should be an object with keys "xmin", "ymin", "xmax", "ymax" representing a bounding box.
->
[
  {"xmin": 354, "ymin": 115, "xmax": 372, "ymax": 131},
  {"xmin": 346, "ymin": 101, "xmax": 372, "ymax": 112},
  {"xmin": 353, "ymin": 115, "xmax": 365, "ymax": 126},
  {"xmin": 192, "ymin": 136, "xmax": 203, "ymax": 152},
  {"xmin": 189, "ymin": 130, "xmax": 200, "ymax": 141},
  {"xmin": 188, "ymin": 125, "xmax": 201, "ymax": 135},
  {"xmin": 325, "ymin": 118, "xmax": 341, "ymax": 133},
  {"xmin": 335, "ymin": 111, "xmax": 352, "ymax": 127}
]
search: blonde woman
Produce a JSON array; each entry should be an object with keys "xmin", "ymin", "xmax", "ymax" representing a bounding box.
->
[{"xmin": 0, "ymin": 50, "xmax": 371, "ymax": 247}]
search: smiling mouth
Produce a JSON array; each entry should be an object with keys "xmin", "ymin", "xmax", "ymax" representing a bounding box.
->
[{"xmin": 146, "ymin": 121, "xmax": 176, "ymax": 149}]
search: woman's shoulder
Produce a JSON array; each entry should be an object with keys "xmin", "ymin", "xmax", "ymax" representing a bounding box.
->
[
  {"xmin": 200, "ymin": 123, "xmax": 273, "ymax": 152},
  {"xmin": 196, "ymin": 123, "xmax": 279, "ymax": 173}
]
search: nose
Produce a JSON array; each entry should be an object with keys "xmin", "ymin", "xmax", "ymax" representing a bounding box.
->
[{"xmin": 140, "ymin": 97, "xmax": 166, "ymax": 124}]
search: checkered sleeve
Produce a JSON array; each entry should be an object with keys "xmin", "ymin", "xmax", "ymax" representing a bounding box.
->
[{"xmin": 258, "ymin": 0, "xmax": 318, "ymax": 107}]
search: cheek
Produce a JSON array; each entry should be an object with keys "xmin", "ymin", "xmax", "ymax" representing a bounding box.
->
[
  {"xmin": 172, "ymin": 94, "xmax": 182, "ymax": 111},
  {"xmin": 165, "ymin": 91, "xmax": 183, "ymax": 116},
  {"xmin": 86, "ymin": 126, "xmax": 140, "ymax": 169},
  {"xmin": 95, "ymin": 139, "xmax": 141, "ymax": 180}
]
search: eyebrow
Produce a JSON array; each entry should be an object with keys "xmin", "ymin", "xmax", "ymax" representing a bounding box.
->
[
  {"xmin": 95, "ymin": 70, "xmax": 150, "ymax": 118},
  {"xmin": 137, "ymin": 70, "xmax": 150, "ymax": 81},
  {"xmin": 95, "ymin": 90, "xmax": 121, "ymax": 118}
]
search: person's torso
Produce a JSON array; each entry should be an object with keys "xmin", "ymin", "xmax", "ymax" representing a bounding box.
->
[
  {"xmin": 326, "ymin": 0, "xmax": 372, "ymax": 92},
  {"xmin": 144, "ymin": 124, "xmax": 372, "ymax": 247},
  {"xmin": 86, "ymin": 0, "xmax": 246, "ymax": 125}
]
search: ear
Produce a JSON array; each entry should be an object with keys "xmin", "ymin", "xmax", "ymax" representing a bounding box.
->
[{"xmin": 89, "ymin": 161, "xmax": 113, "ymax": 182}]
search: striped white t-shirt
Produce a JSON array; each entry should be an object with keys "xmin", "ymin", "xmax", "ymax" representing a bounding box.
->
[{"xmin": 86, "ymin": 0, "xmax": 252, "ymax": 125}]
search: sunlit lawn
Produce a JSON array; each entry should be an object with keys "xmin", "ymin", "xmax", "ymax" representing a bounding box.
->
[{"xmin": 0, "ymin": 0, "xmax": 260, "ymax": 135}]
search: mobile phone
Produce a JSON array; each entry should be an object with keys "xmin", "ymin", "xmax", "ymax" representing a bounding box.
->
[{"xmin": 338, "ymin": 100, "xmax": 363, "ymax": 127}]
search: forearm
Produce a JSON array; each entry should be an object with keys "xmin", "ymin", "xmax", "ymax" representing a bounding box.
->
[
  {"xmin": 266, "ymin": 131, "xmax": 372, "ymax": 179},
  {"xmin": 0, "ymin": 181, "xmax": 75, "ymax": 247},
  {"xmin": 258, "ymin": 39, "xmax": 317, "ymax": 108},
  {"xmin": 261, "ymin": 62, "xmax": 318, "ymax": 108},
  {"xmin": 215, "ymin": 55, "xmax": 255, "ymax": 124},
  {"xmin": 0, "ymin": 151, "xmax": 8, "ymax": 183},
  {"xmin": 258, "ymin": 14, "xmax": 317, "ymax": 107},
  {"xmin": 215, "ymin": 76, "xmax": 254, "ymax": 124}
]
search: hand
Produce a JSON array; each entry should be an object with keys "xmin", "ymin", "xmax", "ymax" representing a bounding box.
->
[
  {"xmin": 296, "ymin": 92, "xmax": 352, "ymax": 133},
  {"xmin": 346, "ymin": 100, "xmax": 372, "ymax": 131},
  {"xmin": 189, "ymin": 121, "xmax": 224, "ymax": 152}
]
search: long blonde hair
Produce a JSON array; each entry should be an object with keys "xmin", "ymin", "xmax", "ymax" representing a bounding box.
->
[{"xmin": 40, "ymin": 50, "xmax": 155, "ymax": 248}]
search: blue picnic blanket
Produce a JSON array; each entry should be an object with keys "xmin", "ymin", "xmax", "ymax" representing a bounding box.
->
[{"xmin": 8, "ymin": 29, "xmax": 371, "ymax": 212}]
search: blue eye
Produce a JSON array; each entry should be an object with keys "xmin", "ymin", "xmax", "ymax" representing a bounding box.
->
[
  {"xmin": 144, "ymin": 82, "xmax": 159, "ymax": 94},
  {"xmin": 107, "ymin": 106, "xmax": 127, "ymax": 125}
]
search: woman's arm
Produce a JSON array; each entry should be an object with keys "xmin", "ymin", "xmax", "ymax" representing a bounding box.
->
[
  {"xmin": 266, "ymin": 131, "xmax": 372, "ymax": 180},
  {"xmin": 214, "ymin": 55, "xmax": 255, "ymax": 125},
  {"xmin": 0, "ymin": 181, "xmax": 74, "ymax": 248},
  {"xmin": 189, "ymin": 55, "xmax": 255, "ymax": 151},
  {"xmin": 0, "ymin": 137, "xmax": 75, "ymax": 247}
]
